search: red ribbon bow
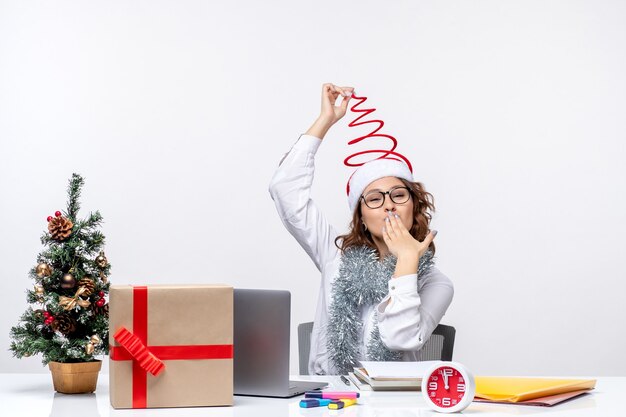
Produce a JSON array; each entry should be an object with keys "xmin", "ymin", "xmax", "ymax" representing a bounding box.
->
[{"xmin": 113, "ymin": 327, "xmax": 165, "ymax": 376}]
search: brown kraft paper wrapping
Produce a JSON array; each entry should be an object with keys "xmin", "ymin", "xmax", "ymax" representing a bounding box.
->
[{"xmin": 109, "ymin": 284, "xmax": 233, "ymax": 408}]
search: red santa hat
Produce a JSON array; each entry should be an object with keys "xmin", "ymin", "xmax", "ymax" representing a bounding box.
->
[{"xmin": 346, "ymin": 158, "xmax": 414, "ymax": 212}]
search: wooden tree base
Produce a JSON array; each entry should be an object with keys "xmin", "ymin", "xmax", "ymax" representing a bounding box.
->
[{"xmin": 48, "ymin": 360, "xmax": 102, "ymax": 394}]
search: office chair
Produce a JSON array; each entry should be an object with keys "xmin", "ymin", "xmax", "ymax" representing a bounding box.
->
[{"xmin": 297, "ymin": 322, "xmax": 456, "ymax": 375}]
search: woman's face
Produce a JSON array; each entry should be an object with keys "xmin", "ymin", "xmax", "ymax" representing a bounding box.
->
[{"xmin": 360, "ymin": 176, "xmax": 414, "ymax": 238}]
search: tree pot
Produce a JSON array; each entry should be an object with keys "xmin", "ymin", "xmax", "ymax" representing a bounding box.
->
[{"xmin": 48, "ymin": 360, "xmax": 102, "ymax": 394}]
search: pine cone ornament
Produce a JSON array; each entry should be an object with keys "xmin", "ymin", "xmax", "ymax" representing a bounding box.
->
[
  {"xmin": 92, "ymin": 302, "xmax": 109, "ymax": 316},
  {"xmin": 48, "ymin": 216, "xmax": 74, "ymax": 241},
  {"xmin": 78, "ymin": 277, "xmax": 95, "ymax": 295},
  {"xmin": 51, "ymin": 313, "xmax": 76, "ymax": 335}
]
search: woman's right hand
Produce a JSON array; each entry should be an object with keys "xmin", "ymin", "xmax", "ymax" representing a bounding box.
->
[
  {"xmin": 319, "ymin": 83, "xmax": 354, "ymax": 125},
  {"xmin": 305, "ymin": 83, "xmax": 354, "ymax": 140}
]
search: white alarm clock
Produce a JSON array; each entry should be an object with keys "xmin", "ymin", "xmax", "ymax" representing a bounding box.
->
[{"xmin": 421, "ymin": 361, "xmax": 476, "ymax": 413}]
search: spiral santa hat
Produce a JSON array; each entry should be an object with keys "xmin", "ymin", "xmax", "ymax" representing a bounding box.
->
[{"xmin": 344, "ymin": 92, "xmax": 414, "ymax": 212}]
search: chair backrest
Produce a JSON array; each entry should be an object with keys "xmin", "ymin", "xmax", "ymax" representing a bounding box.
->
[
  {"xmin": 297, "ymin": 322, "xmax": 456, "ymax": 375},
  {"xmin": 417, "ymin": 323, "xmax": 456, "ymax": 362},
  {"xmin": 297, "ymin": 321, "xmax": 315, "ymax": 375}
]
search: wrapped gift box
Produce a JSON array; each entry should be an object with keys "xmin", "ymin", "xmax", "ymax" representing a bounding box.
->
[{"xmin": 109, "ymin": 284, "xmax": 233, "ymax": 408}]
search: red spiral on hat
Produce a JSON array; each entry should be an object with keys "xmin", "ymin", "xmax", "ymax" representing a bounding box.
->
[{"xmin": 344, "ymin": 93, "xmax": 413, "ymax": 172}]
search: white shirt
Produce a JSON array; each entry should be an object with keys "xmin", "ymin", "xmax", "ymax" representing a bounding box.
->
[{"xmin": 269, "ymin": 134, "xmax": 454, "ymax": 375}]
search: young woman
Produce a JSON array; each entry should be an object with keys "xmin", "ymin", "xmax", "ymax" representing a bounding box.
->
[{"xmin": 269, "ymin": 83, "xmax": 454, "ymax": 375}]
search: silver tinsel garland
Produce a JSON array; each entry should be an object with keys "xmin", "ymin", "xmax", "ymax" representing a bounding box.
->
[{"xmin": 326, "ymin": 246, "xmax": 434, "ymax": 375}]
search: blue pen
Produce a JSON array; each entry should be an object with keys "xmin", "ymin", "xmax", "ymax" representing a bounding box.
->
[{"xmin": 300, "ymin": 398, "xmax": 332, "ymax": 408}]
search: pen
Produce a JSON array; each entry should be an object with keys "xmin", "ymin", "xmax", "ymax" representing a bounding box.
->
[
  {"xmin": 305, "ymin": 391, "xmax": 360, "ymax": 400},
  {"xmin": 328, "ymin": 398, "xmax": 358, "ymax": 410},
  {"xmin": 340, "ymin": 375, "xmax": 351, "ymax": 386}
]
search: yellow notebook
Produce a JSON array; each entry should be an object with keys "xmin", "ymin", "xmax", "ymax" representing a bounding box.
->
[{"xmin": 475, "ymin": 377, "xmax": 596, "ymax": 403}]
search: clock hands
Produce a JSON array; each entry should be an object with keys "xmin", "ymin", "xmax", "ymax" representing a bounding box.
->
[{"xmin": 442, "ymin": 369, "xmax": 451, "ymax": 390}]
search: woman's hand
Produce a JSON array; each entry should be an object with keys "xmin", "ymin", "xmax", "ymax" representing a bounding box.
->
[
  {"xmin": 305, "ymin": 83, "xmax": 354, "ymax": 140},
  {"xmin": 319, "ymin": 83, "xmax": 354, "ymax": 125},
  {"xmin": 383, "ymin": 212, "xmax": 437, "ymax": 277}
]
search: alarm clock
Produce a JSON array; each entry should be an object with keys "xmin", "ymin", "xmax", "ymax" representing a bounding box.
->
[{"xmin": 421, "ymin": 361, "xmax": 476, "ymax": 413}]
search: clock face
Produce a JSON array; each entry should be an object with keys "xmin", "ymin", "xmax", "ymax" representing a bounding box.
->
[{"xmin": 425, "ymin": 365, "xmax": 468, "ymax": 409}]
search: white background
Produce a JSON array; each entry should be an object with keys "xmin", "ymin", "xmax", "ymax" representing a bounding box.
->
[{"xmin": 1, "ymin": 0, "xmax": 625, "ymax": 376}]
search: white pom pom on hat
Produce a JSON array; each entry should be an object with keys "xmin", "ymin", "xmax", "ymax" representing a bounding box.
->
[{"xmin": 347, "ymin": 158, "xmax": 414, "ymax": 212}]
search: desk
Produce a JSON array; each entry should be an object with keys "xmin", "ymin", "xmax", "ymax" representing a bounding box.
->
[{"xmin": 0, "ymin": 374, "xmax": 622, "ymax": 417}]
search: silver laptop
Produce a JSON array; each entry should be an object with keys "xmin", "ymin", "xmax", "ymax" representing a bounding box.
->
[{"xmin": 233, "ymin": 289, "xmax": 327, "ymax": 397}]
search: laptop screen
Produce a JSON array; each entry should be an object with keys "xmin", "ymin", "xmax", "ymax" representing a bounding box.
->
[{"xmin": 233, "ymin": 289, "xmax": 291, "ymax": 396}]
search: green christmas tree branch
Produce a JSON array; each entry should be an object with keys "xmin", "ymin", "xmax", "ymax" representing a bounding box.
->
[{"xmin": 66, "ymin": 173, "xmax": 84, "ymax": 221}]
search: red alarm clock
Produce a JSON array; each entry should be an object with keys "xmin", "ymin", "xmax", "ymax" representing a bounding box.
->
[{"xmin": 422, "ymin": 361, "xmax": 476, "ymax": 413}]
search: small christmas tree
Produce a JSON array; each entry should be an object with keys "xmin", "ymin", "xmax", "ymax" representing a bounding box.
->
[{"xmin": 10, "ymin": 173, "xmax": 110, "ymax": 364}]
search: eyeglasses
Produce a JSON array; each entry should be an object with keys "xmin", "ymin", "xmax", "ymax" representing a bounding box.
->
[{"xmin": 360, "ymin": 186, "xmax": 411, "ymax": 209}]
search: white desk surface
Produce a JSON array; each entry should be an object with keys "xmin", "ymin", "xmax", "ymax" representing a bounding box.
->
[{"xmin": 0, "ymin": 373, "xmax": 622, "ymax": 417}]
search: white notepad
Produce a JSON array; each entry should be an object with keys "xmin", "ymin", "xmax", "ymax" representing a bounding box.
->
[{"xmin": 359, "ymin": 360, "xmax": 441, "ymax": 379}]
